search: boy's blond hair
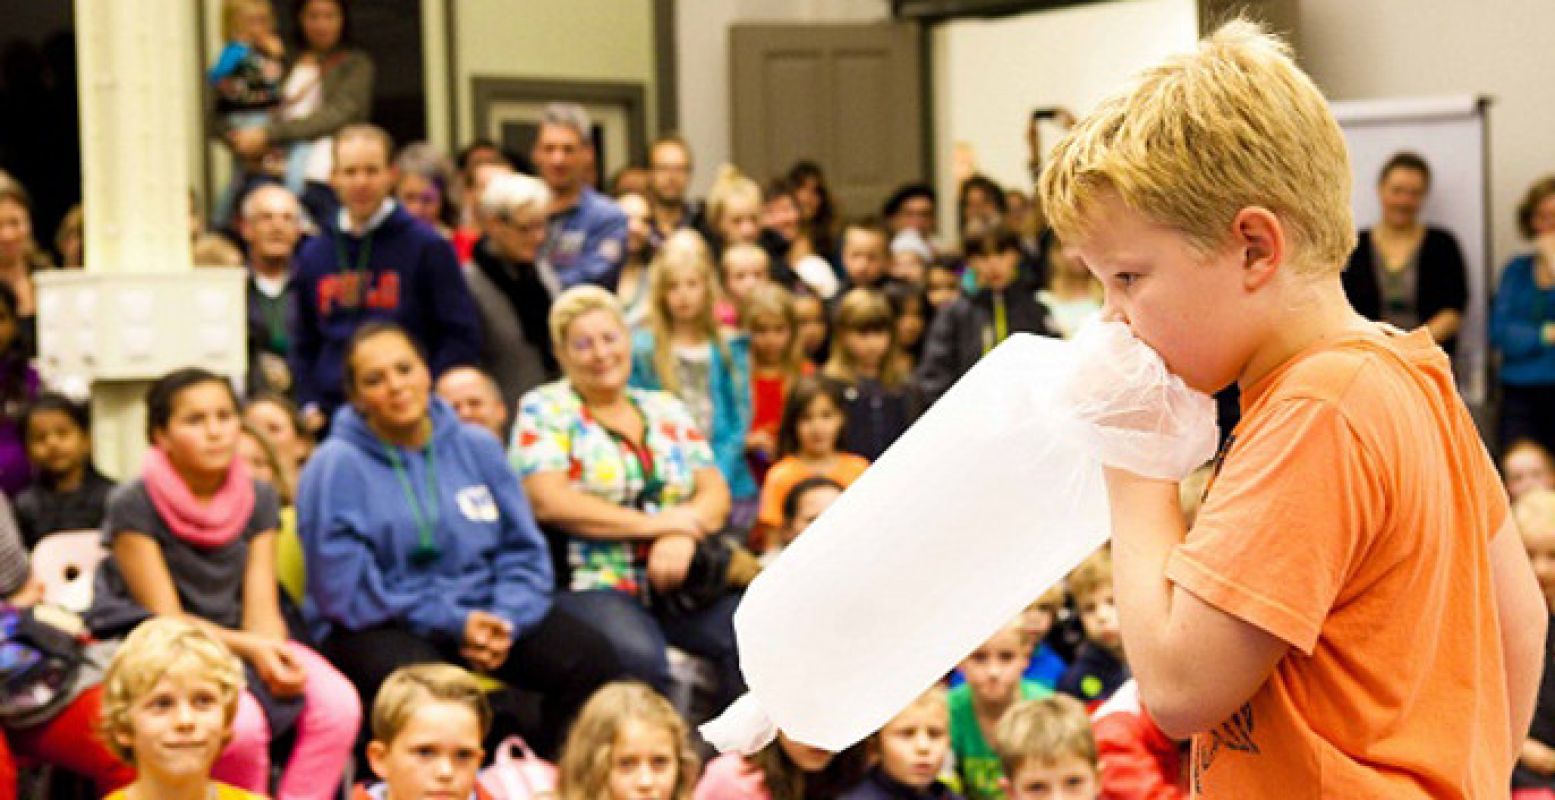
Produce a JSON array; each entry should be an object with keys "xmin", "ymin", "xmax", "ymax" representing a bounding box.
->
[
  {"xmin": 1515, "ymin": 489, "xmax": 1555, "ymax": 535},
  {"xmin": 221, "ymin": 0, "xmax": 273, "ymax": 42},
  {"xmin": 371, "ymin": 664, "xmax": 493, "ymax": 746},
  {"xmin": 993, "ymin": 695, "xmax": 1097, "ymax": 777},
  {"xmin": 557, "ymin": 682, "xmax": 699, "ymax": 800},
  {"xmin": 100, "ymin": 617, "xmax": 246, "ymax": 765},
  {"xmin": 1038, "ymin": 19, "xmax": 1354, "ymax": 275},
  {"xmin": 1067, "ymin": 548, "xmax": 1113, "ymax": 604}
]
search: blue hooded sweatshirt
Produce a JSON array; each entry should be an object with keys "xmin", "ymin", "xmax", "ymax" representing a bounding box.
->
[
  {"xmin": 290, "ymin": 201, "xmax": 483, "ymax": 418},
  {"xmin": 297, "ymin": 397, "xmax": 552, "ymax": 643}
]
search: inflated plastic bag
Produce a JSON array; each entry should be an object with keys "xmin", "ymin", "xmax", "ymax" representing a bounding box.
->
[{"xmin": 701, "ymin": 321, "xmax": 1217, "ymax": 754}]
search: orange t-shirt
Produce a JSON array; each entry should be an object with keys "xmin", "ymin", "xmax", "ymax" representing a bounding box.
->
[
  {"xmin": 756, "ymin": 454, "xmax": 870, "ymax": 533},
  {"xmin": 1166, "ymin": 330, "xmax": 1512, "ymax": 798}
]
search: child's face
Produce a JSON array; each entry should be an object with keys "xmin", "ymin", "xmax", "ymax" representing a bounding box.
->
[
  {"xmin": 795, "ymin": 298, "xmax": 828, "ymax": 356},
  {"xmin": 608, "ymin": 720, "xmax": 680, "ymax": 800},
  {"xmin": 237, "ymin": 5, "xmax": 275, "ymax": 42},
  {"xmin": 237, "ymin": 433, "xmax": 275, "ymax": 487},
  {"xmin": 970, "ymin": 249, "xmax": 1021, "ymax": 291},
  {"xmin": 24, "ymin": 409, "xmax": 89, "ymax": 481},
  {"xmin": 843, "ymin": 328, "xmax": 890, "ymax": 373},
  {"xmin": 395, "ymin": 173, "xmax": 444, "ymax": 229},
  {"xmin": 1076, "ymin": 588, "xmax": 1121, "ymax": 656},
  {"xmin": 1506, "ymin": 449, "xmax": 1555, "ymax": 502},
  {"xmin": 926, "ymin": 267, "xmax": 962, "ymax": 309},
  {"xmin": 961, "ymin": 627, "xmax": 1031, "ymax": 708},
  {"xmin": 778, "ymin": 732, "xmax": 835, "ymax": 772},
  {"xmin": 1068, "ymin": 190, "xmax": 1260, "ymax": 394},
  {"xmin": 244, "ymin": 401, "xmax": 306, "ymax": 470},
  {"xmin": 842, "ymin": 230, "xmax": 888, "ymax": 287},
  {"xmin": 1522, "ymin": 523, "xmax": 1555, "ymax": 613},
  {"xmin": 748, "ymin": 313, "xmax": 794, "ymax": 366},
  {"xmin": 366, "ymin": 700, "xmax": 484, "ymax": 800},
  {"xmin": 1003, "ymin": 756, "xmax": 1100, "ymax": 800},
  {"xmin": 891, "ymin": 251, "xmax": 927, "ymax": 286},
  {"xmin": 155, "ymin": 383, "xmax": 240, "ymax": 479},
  {"xmin": 877, "ymin": 702, "xmax": 950, "ymax": 790},
  {"xmin": 723, "ymin": 252, "xmax": 769, "ymax": 302},
  {"xmin": 719, "ymin": 196, "xmax": 763, "ymax": 246},
  {"xmin": 781, "ymin": 484, "xmax": 841, "ymax": 548},
  {"xmin": 118, "ymin": 670, "xmax": 230, "ymax": 782},
  {"xmin": 1021, "ymin": 588, "xmax": 1064, "ymax": 645},
  {"xmin": 796, "ymin": 395, "xmax": 844, "ymax": 458},
  {"xmin": 895, "ymin": 303, "xmax": 926, "ymax": 350},
  {"xmin": 663, "ymin": 268, "xmax": 709, "ymax": 326}
]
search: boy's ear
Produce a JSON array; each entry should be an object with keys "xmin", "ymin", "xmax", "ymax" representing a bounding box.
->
[
  {"xmin": 1230, "ymin": 206, "xmax": 1285, "ymax": 290},
  {"xmin": 366, "ymin": 740, "xmax": 391, "ymax": 781},
  {"xmin": 998, "ymin": 776, "xmax": 1013, "ymax": 796}
]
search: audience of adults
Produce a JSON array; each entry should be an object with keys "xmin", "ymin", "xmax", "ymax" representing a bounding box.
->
[
  {"xmin": 1343, "ymin": 152, "xmax": 1468, "ymax": 353},
  {"xmin": 465, "ymin": 172, "xmax": 560, "ymax": 411},
  {"xmin": 240, "ymin": 184, "xmax": 304, "ymax": 395},
  {"xmin": 532, "ymin": 104, "xmax": 628, "ymax": 290},
  {"xmin": 228, "ymin": 0, "xmax": 374, "ymax": 225},
  {"xmin": 298, "ymin": 322, "xmax": 621, "ymax": 757},
  {"xmin": 290, "ymin": 124, "xmax": 480, "ymax": 431},
  {"xmin": 513, "ymin": 286, "xmax": 745, "ymax": 710},
  {"xmin": 1491, "ymin": 176, "xmax": 1555, "ymax": 452}
]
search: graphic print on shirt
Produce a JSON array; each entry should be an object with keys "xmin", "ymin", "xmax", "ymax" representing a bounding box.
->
[
  {"xmin": 317, "ymin": 270, "xmax": 401, "ymax": 315},
  {"xmin": 1193, "ymin": 702, "xmax": 1259, "ymax": 794}
]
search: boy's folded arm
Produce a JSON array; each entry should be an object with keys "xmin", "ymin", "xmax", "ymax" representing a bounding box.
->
[
  {"xmin": 1105, "ymin": 469, "xmax": 1288, "ymax": 740},
  {"xmin": 1491, "ymin": 514, "xmax": 1548, "ymax": 763}
]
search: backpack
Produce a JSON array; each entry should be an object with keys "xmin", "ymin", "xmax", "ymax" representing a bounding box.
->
[
  {"xmin": 0, "ymin": 603, "xmax": 86, "ymax": 725},
  {"xmin": 477, "ymin": 736, "xmax": 558, "ymax": 800}
]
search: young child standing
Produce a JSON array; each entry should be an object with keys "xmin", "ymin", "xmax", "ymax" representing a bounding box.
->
[
  {"xmin": 632, "ymin": 230, "xmax": 757, "ymax": 526},
  {"xmin": 88, "ymin": 368, "xmax": 361, "ymax": 799},
  {"xmin": 823, "ymin": 289, "xmax": 919, "ymax": 461},
  {"xmin": 99, "ymin": 616, "xmax": 263, "ymax": 800},
  {"xmin": 754, "ymin": 377, "xmax": 868, "ymax": 550},
  {"xmin": 1038, "ymin": 20, "xmax": 1545, "ymax": 797},
  {"xmin": 14, "ymin": 393, "xmax": 115, "ymax": 548},
  {"xmin": 951, "ymin": 619, "xmax": 1053, "ymax": 800},
  {"xmin": 992, "ymin": 695, "xmax": 1099, "ymax": 800},
  {"xmin": 1057, "ymin": 551, "xmax": 1128, "ymax": 707},
  {"xmin": 557, "ymin": 682, "xmax": 700, "ymax": 800},
  {"xmin": 357, "ymin": 664, "xmax": 495, "ymax": 800},
  {"xmin": 842, "ymin": 687, "xmax": 964, "ymax": 800},
  {"xmin": 742, "ymin": 283, "xmax": 809, "ymax": 486}
]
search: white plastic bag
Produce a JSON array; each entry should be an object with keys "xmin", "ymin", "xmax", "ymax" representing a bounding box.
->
[{"xmin": 701, "ymin": 322, "xmax": 1217, "ymax": 754}]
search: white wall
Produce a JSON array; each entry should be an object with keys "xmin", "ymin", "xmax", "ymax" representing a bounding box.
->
[
  {"xmin": 930, "ymin": 0, "xmax": 1199, "ymax": 238},
  {"xmin": 1298, "ymin": 0, "xmax": 1555, "ymax": 272},
  {"xmin": 675, "ymin": 0, "xmax": 891, "ymax": 196}
]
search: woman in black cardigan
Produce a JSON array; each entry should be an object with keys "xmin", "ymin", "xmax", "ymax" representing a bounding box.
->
[{"xmin": 1343, "ymin": 152, "xmax": 1469, "ymax": 355}]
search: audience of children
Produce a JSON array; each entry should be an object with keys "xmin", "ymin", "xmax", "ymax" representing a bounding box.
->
[
  {"xmin": 88, "ymin": 368, "xmax": 361, "ymax": 798},
  {"xmin": 753, "ymin": 377, "xmax": 868, "ymax": 551},
  {"xmin": 950, "ymin": 619, "xmax": 1053, "ymax": 800},
  {"xmin": 99, "ymin": 617, "xmax": 262, "ymax": 800},
  {"xmin": 1056, "ymin": 551, "xmax": 1129, "ymax": 708},
  {"xmin": 992, "ymin": 695, "xmax": 1099, "ymax": 800},
  {"xmin": 14, "ymin": 393, "xmax": 115, "ymax": 547}
]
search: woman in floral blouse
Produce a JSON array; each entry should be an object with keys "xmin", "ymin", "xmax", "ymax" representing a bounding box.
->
[{"xmin": 512, "ymin": 285, "xmax": 744, "ymax": 710}]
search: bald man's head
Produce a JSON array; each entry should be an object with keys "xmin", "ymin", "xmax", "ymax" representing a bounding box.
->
[{"xmin": 436, "ymin": 366, "xmax": 508, "ymax": 439}]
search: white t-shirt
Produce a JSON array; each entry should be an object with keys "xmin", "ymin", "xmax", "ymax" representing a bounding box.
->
[{"xmin": 281, "ymin": 62, "xmax": 333, "ymax": 181}]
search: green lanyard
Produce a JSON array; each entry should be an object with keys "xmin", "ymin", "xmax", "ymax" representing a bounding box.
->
[
  {"xmin": 334, "ymin": 229, "xmax": 375, "ymax": 310},
  {"xmin": 384, "ymin": 442, "xmax": 441, "ymax": 565}
]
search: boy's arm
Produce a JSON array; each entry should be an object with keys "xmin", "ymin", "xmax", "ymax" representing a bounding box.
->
[
  {"xmin": 1490, "ymin": 514, "xmax": 1548, "ymax": 761},
  {"xmin": 1104, "ymin": 469, "xmax": 1288, "ymax": 740}
]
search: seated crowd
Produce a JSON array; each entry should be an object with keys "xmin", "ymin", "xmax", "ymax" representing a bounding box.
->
[{"xmin": 1, "ymin": 13, "xmax": 1554, "ymax": 796}]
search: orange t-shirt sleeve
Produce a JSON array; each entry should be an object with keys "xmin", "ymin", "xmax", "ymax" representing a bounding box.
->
[
  {"xmin": 758, "ymin": 460, "xmax": 802, "ymax": 531},
  {"xmin": 1166, "ymin": 398, "xmax": 1384, "ymax": 655},
  {"xmin": 832, "ymin": 454, "xmax": 871, "ymax": 486}
]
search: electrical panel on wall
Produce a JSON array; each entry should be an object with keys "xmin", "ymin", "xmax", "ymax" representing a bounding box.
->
[{"xmin": 34, "ymin": 270, "xmax": 248, "ymax": 398}]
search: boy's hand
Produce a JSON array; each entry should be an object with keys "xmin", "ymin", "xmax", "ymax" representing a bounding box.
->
[{"xmin": 251, "ymin": 640, "xmax": 306, "ymax": 698}]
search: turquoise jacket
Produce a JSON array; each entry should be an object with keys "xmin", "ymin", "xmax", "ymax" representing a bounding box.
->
[{"xmin": 629, "ymin": 331, "xmax": 756, "ymax": 500}]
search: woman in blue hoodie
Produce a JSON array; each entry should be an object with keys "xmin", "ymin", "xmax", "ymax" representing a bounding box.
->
[{"xmin": 297, "ymin": 321, "xmax": 621, "ymax": 757}]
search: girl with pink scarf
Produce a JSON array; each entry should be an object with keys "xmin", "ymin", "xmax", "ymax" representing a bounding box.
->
[{"xmin": 87, "ymin": 369, "xmax": 359, "ymax": 799}]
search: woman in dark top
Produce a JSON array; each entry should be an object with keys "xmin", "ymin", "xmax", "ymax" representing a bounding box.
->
[{"xmin": 1342, "ymin": 152, "xmax": 1469, "ymax": 355}]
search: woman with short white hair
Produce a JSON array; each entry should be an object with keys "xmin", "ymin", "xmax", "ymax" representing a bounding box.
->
[{"xmin": 464, "ymin": 171, "xmax": 560, "ymax": 411}]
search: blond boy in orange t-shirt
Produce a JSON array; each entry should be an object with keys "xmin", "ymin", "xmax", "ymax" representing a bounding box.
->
[{"xmin": 1037, "ymin": 20, "xmax": 1548, "ymax": 799}]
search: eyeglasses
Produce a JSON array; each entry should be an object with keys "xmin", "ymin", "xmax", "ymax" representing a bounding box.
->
[{"xmin": 567, "ymin": 330, "xmax": 623, "ymax": 355}]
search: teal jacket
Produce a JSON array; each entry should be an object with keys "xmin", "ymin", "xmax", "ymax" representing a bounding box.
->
[{"xmin": 629, "ymin": 331, "xmax": 756, "ymax": 500}]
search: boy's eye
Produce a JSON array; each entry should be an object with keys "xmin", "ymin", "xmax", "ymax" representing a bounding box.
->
[{"xmin": 1113, "ymin": 273, "xmax": 1139, "ymax": 289}]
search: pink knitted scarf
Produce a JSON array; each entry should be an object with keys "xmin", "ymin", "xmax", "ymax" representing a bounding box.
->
[{"xmin": 141, "ymin": 446, "xmax": 255, "ymax": 548}]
